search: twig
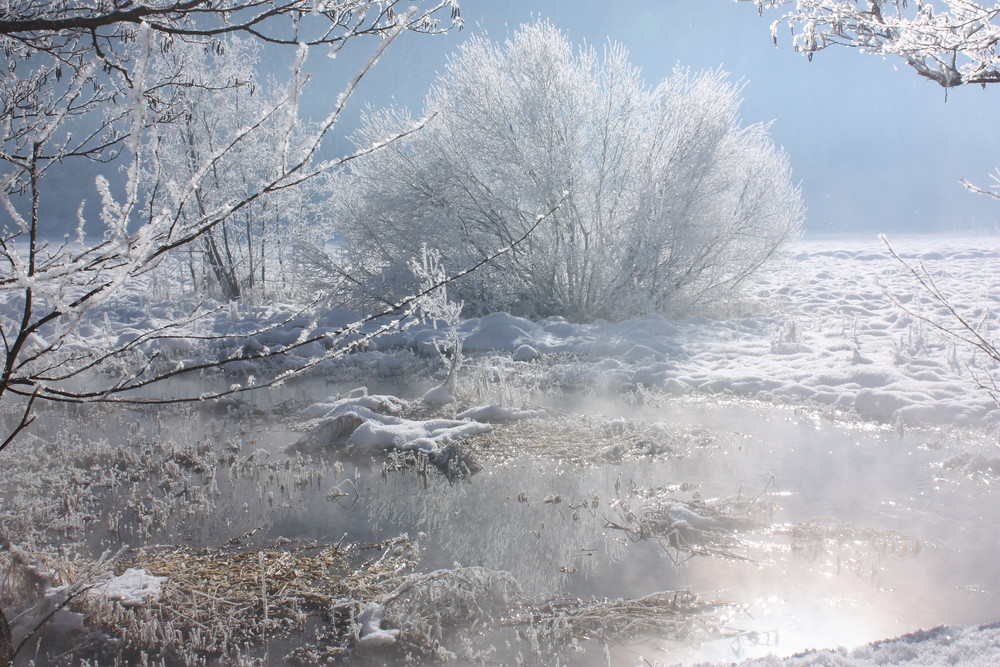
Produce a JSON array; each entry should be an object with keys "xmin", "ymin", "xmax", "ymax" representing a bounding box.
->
[{"xmin": 258, "ymin": 550, "xmax": 269, "ymax": 635}]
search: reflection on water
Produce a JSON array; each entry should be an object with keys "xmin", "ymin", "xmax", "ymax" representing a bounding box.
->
[
  {"xmin": 258, "ymin": 393, "xmax": 1000, "ymax": 664},
  {"xmin": 3, "ymin": 381, "xmax": 999, "ymax": 665},
  {"xmin": 288, "ymin": 396, "xmax": 1000, "ymax": 661}
]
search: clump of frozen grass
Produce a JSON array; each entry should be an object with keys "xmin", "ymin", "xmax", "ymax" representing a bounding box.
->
[
  {"xmin": 771, "ymin": 318, "xmax": 809, "ymax": 354},
  {"xmin": 455, "ymin": 412, "xmax": 715, "ymax": 466},
  {"xmin": 607, "ymin": 479, "xmax": 777, "ymax": 565},
  {"xmin": 509, "ymin": 589, "xmax": 735, "ymax": 659},
  {"xmin": 608, "ymin": 479, "xmax": 922, "ymax": 583},
  {"xmin": 380, "ymin": 444, "xmax": 483, "ymax": 482},
  {"xmin": 377, "ymin": 566, "xmax": 522, "ymax": 662},
  {"xmin": 91, "ymin": 538, "xmax": 382, "ymax": 663},
  {"xmin": 941, "ymin": 449, "xmax": 1000, "ymax": 483},
  {"xmin": 285, "ymin": 545, "xmax": 522, "ymax": 664},
  {"xmin": 465, "ymin": 357, "xmax": 532, "ymax": 407}
]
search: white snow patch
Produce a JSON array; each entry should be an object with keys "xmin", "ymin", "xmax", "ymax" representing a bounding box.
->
[
  {"xmin": 726, "ymin": 622, "xmax": 1000, "ymax": 666},
  {"xmin": 356, "ymin": 602, "xmax": 399, "ymax": 649},
  {"xmin": 89, "ymin": 568, "xmax": 166, "ymax": 607},
  {"xmin": 512, "ymin": 344, "xmax": 539, "ymax": 361},
  {"xmin": 301, "ymin": 390, "xmax": 407, "ymax": 420},
  {"xmin": 421, "ymin": 384, "xmax": 456, "ymax": 406},
  {"xmin": 292, "ymin": 394, "xmax": 490, "ymax": 455},
  {"xmin": 456, "ymin": 405, "xmax": 545, "ymax": 423},
  {"xmin": 348, "ymin": 415, "xmax": 490, "ymax": 454}
]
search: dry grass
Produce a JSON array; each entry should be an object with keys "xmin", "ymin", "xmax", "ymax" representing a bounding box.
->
[
  {"xmin": 509, "ymin": 589, "xmax": 735, "ymax": 656},
  {"xmin": 455, "ymin": 412, "xmax": 715, "ymax": 465},
  {"xmin": 67, "ymin": 535, "xmax": 421, "ymax": 665},
  {"xmin": 605, "ymin": 480, "xmax": 777, "ymax": 565}
]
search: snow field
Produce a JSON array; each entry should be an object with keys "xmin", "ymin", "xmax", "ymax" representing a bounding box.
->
[{"xmin": 379, "ymin": 236, "xmax": 999, "ymax": 428}]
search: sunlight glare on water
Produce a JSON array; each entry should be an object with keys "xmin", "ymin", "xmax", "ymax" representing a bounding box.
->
[
  {"xmin": 266, "ymin": 389, "xmax": 1000, "ymax": 664},
  {"xmin": 9, "ymin": 381, "xmax": 998, "ymax": 666}
]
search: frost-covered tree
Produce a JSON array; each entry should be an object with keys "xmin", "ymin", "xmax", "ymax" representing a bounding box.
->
[
  {"xmin": 0, "ymin": 1, "xmax": 460, "ymax": 449},
  {"xmin": 139, "ymin": 37, "xmax": 320, "ymax": 301},
  {"xmin": 329, "ymin": 21, "xmax": 804, "ymax": 321}
]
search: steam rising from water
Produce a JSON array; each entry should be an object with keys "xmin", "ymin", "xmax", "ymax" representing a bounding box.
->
[{"xmin": 2, "ymin": 383, "xmax": 998, "ymax": 664}]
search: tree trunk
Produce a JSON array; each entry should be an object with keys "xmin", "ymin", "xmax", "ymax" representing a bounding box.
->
[{"xmin": 0, "ymin": 605, "xmax": 12, "ymax": 667}]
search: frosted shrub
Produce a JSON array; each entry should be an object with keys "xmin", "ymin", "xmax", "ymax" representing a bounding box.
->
[
  {"xmin": 328, "ymin": 20, "xmax": 804, "ymax": 321},
  {"xmin": 409, "ymin": 245, "xmax": 463, "ymax": 394},
  {"xmin": 140, "ymin": 37, "xmax": 317, "ymax": 302}
]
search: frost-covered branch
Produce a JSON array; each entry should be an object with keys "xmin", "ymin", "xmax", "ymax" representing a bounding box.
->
[
  {"xmin": 741, "ymin": 0, "xmax": 1000, "ymax": 88},
  {"xmin": 962, "ymin": 168, "xmax": 1000, "ymax": 199},
  {"xmin": 0, "ymin": 1, "xmax": 462, "ymax": 445},
  {"xmin": 881, "ymin": 235, "xmax": 1000, "ymax": 401},
  {"xmin": 410, "ymin": 245, "xmax": 464, "ymax": 394},
  {"xmin": 0, "ymin": 1, "xmax": 462, "ymax": 56}
]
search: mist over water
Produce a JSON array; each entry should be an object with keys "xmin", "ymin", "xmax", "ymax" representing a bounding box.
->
[
  {"xmin": 256, "ymin": 388, "xmax": 1000, "ymax": 663},
  {"xmin": 4, "ymin": 365, "xmax": 999, "ymax": 665}
]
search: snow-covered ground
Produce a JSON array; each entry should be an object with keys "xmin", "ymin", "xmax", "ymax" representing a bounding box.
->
[
  {"xmin": 715, "ymin": 622, "xmax": 1000, "ymax": 667},
  {"xmin": 379, "ymin": 235, "xmax": 1000, "ymax": 428},
  {"xmin": 71, "ymin": 235, "xmax": 998, "ymax": 430}
]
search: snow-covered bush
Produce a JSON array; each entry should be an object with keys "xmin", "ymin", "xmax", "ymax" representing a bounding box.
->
[{"xmin": 327, "ymin": 20, "xmax": 804, "ymax": 321}]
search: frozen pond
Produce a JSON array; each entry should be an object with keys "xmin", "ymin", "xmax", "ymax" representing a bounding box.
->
[{"xmin": 6, "ymin": 376, "xmax": 997, "ymax": 666}]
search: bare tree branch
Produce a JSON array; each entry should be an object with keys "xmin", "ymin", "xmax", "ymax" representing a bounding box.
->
[{"xmin": 880, "ymin": 234, "xmax": 999, "ymax": 401}]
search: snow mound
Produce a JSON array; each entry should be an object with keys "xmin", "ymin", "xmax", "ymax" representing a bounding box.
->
[
  {"xmin": 356, "ymin": 602, "xmax": 399, "ymax": 649},
  {"xmin": 89, "ymin": 568, "xmax": 166, "ymax": 607},
  {"xmin": 456, "ymin": 404, "xmax": 545, "ymax": 423},
  {"xmin": 512, "ymin": 344, "xmax": 539, "ymax": 361},
  {"xmin": 421, "ymin": 384, "xmax": 456, "ymax": 406},
  {"xmin": 301, "ymin": 389, "xmax": 406, "ymax": 420},
  {"xmin": 462, "ymin": 312, "xmax": 535, "ymax": 351},
  {"xmin": 349, "ymin": 415, "xmax": 490, "ymax": 453},
  {"xmin": 291, "ymin": 394, "xmax": 491, "ymax": 458}
]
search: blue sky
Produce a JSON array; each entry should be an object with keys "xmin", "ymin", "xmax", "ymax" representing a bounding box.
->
[{"xmin": 311, "ymin": 0, "xmax": 1000, "ymax": 235}]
